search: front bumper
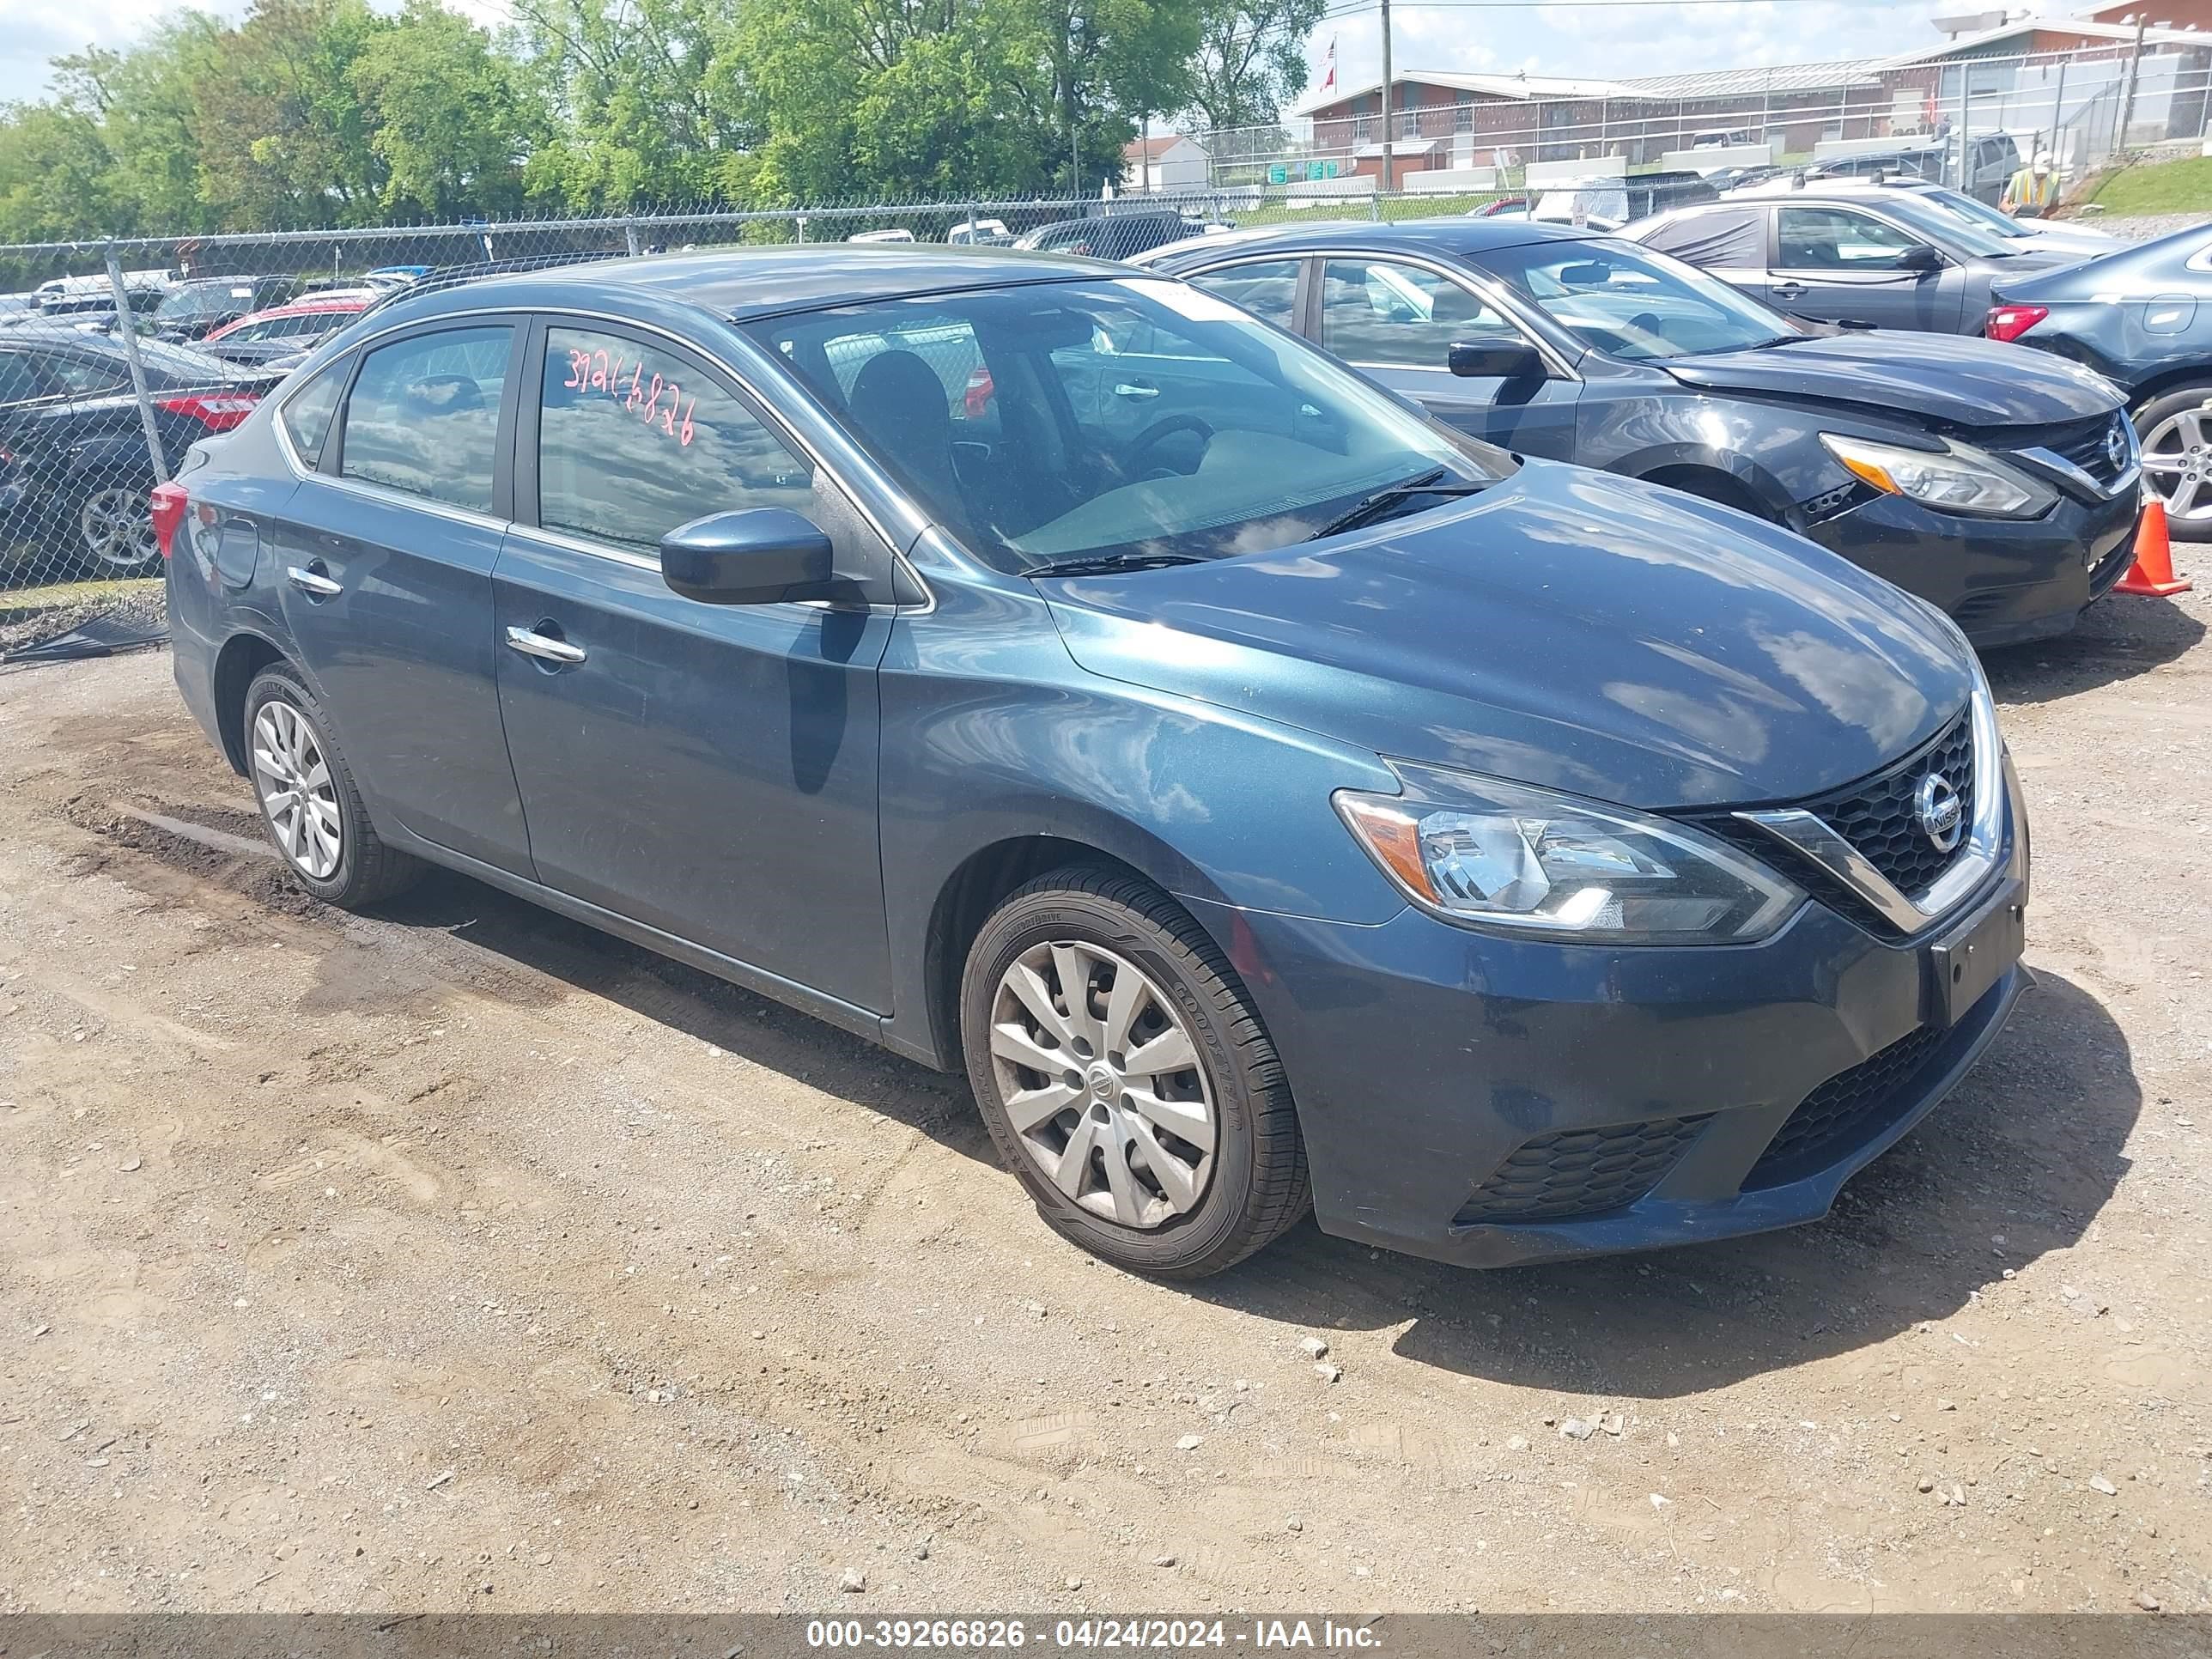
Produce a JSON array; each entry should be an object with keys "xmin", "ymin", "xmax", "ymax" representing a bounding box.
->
[
  {"xmin": 1191, "ymin": 766, "xmax": 2029, "ymax": 1270},
  {"xmin": 1805, "ymin": 483, "xmax": 2137, "ymax": 648}
]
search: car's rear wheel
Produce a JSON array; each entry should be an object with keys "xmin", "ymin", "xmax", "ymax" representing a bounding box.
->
[
  {"xmin": 960, "ymin": 866, "xmax": 1308, "ymax": 1278},
  {"xmin": 2133, "ymin": 384, "xmax": 2212, "ymax": 540},
  {"xmin": 76, "ymin": 483, "xmax": 161, "ymax": 574},
  {"xmin": 244, "ymin": 663, "xmax": 422, "ymax": 907}
]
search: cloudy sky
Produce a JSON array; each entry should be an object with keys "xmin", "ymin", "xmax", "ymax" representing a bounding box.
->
[{"xmin": 0, "ymin": 0, "xmax": 1972, "ymax": 110}]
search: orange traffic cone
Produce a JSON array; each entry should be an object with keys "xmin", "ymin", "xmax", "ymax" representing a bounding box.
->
[{"xmin": 2116, "ymin": 498, "xmax": 2192, "ymax": 597}]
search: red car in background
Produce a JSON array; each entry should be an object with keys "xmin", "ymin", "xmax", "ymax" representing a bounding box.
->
[{"xmin": 199, "ymin": 290, "xmax": 375, "ymax": 369}]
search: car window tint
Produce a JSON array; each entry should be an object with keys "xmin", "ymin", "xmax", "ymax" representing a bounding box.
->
[
  {"xmin": 44, "ymin": 356, "xmax": 128, "ymax": 396},
  {"xmin": 1641, "ymin": 208, "xmax": 1765, "ymax": 269},
  {"xmin": 281, "ymin": 361, "xmax": 345, "ymax": 469},
  {"xmin": 340, "ymin": 325, "xmax": 511, "ymax": 512},
  {"xmin": 537, "ymin": 325, "xmax": 813, "ymax": 553},
  {"xmin": 0, "ymin": 350, "xmax": 52, "ymax": 404},
  {"xmin": 1191, "ymin": 259, "xmax": 1303, "ymax": 330},
  {"xmin": 1321, "ymin": 258, "xmax": 1514, "ymax": 368},
  {"xmin": 1777, "ymin": 207, "xmax": 1919, "ymax": 270}
]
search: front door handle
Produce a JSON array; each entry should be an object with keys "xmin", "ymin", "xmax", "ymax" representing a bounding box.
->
[
  {"xmin": 1111, "ymin": 381, "xmax": 1160, "ymax": 399},
  {"xmin": 286, "ymin": 563, "xmax": 342, "ymax": 598},
  {"xmin": 504, "ymin": 624, "xmax": 586, "ymax": 665},
  {"xmin": 1771, "ymin": 282, "xmax": 1809, "ymax": 300}
]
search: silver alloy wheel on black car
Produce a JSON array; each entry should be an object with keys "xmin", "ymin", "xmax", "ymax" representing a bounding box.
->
[
  {"xmin": 2132, "ymin": 385, "xmax": 2212, "ymax": 540},
  {"xmin": 78, "ymin": 485, "xmax": 160, "ymax": 570},
  {"xmin": 252, "ymin": 697, "xmax": 343, "ymax": 879},
  {"xmin": 988, "ymin": 939, "xmax": 1217, "ymax": 1229}
]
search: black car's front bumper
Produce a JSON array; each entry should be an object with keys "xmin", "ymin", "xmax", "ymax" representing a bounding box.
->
[{"xmin": 1807, "ymin": 483, "xmax": 2138, "ymax": 647}]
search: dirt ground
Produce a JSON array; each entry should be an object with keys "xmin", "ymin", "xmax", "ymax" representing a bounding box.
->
[{"xmin": 1, "ymin": 559, "xmax": 2209, "ymax": 1618}]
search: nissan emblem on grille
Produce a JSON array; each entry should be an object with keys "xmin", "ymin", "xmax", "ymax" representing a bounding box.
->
[
  {"xmin": 2106, "ymin": 421, "xmax": 2129, "ymax": 477},
  {"xmin": 1915, "ymin": 772, "xmax": 1965, "ymax": 853}
]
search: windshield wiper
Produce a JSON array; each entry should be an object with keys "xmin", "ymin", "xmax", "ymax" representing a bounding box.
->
[
  {"xmin": 1304, "ymin": 467, "xmax": 1493, "ymax": 542},
  {"xmin": 1022, "ymin": 550, "xmax": 1209, "ymax": 579}
]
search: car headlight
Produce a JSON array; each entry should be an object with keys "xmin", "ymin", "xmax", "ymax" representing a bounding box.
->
[
  {"xmin": 1820, "ymin": 433, "xmax": 2057, "ymax": 519},
  {"xmin": 1334, "ymin": 763, "xmax": 1802, "ymax": 944}
]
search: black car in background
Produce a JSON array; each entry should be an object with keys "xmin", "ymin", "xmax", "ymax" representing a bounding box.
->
[
  {"xmin": 1986, "ymin": 222, "xmax": 2212, "ymax": 540},
  {"xmin": 149, "ymin": 275, "xmax": 299, "ymax": 342},
  {"xmin": 1140, "ymin": 217, "xmax": 2139, "ymax": 646},
  {"xmin": 1623, "ymin": 188, "xmax": 2073, "ymax": 334},
  {"xmin": 0, "ymin": 332, "xmax": 272, "ymax": 579},
  {"xmin": 1014, "ymin": 210, "xmax": 1219, "ymax": 261}
]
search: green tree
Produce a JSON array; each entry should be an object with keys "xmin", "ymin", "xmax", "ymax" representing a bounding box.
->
[
  {"xmin": 351, "ymin": 0, "xmax": 547, "ymax": 218},
  {"xmin": 191, "ymin": 0, "xmax": 392, "ymax": 227},
  {"xmin": 0, "ymin": 100, "xmax": 121, "ymax": 241},
  {"xmin": 1187, "ymin": 0, "xmax": 1326, "ymax": 131},
  {"xmin": 51, "ymin": 17, "xmax": 229, "ymax": 235}
]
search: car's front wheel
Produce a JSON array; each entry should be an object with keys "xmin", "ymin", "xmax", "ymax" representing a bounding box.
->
[
  {"xmin": 243, "ymin": 662, "xmax": 422, "ymax": 907},
  {"xmin": 2133, "ymin": 383, "xmax": 2212, "ymax": 541},
  {"xmin": 960, "ymin": 866, "xmax": 1308, "ymax": 1278}
]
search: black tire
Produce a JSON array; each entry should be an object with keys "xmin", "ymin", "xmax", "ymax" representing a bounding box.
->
[
  {"xmin": 2131, "ymin": 384, "xmax": 2212, "ymax": 541},
  {"xmin": 959, "ymin": 865, "xmax": 1309, "ymax": 1279},
  {"xmin": 242, "ymin": 662, "xmax": 423, "ymax": 907}
]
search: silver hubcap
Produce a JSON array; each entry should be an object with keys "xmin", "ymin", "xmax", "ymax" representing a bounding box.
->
[
  {"xmin": 988, "ymin": 941, "xmax": 1215, "ymax": 1231},
  {"xmin": 79, "ymin": 487, "xmax": 159, "ymax": 568},
  {"xmin": 251, "ymin": 700, "xmax": 342, "ymax": 879},
  {"xmin": 2140, "ymin": 406, "xmax": 2212, "ymax": 520}
]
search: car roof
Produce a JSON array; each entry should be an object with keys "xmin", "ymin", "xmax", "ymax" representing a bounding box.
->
[
  {"xmin": 378, "ymin": 244, "xmax": 1134, "ymax": 325},
  {"xmin": 1139, "ymin": 216, "xmax": 1597, "ymax": 266}
]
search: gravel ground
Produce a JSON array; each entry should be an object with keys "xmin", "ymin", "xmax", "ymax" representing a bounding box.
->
[
  {"xmin": 0, "ymin": 558, "xmax": 2208, "ymax": 1616},
  {"xmin": 2089, "ymin": 213, "xmax": 2210, "ymax": 242}
]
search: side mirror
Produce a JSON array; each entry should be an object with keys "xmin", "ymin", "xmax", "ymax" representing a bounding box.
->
[
  {"xmin": 1448, "ymin": 339, "xmax": 1547, "ymax": 380},
  {"xmin": 660, "ymin": 507, "xmax": 834, "ymax": 605},
  {"xmin": 1898, "ymin": 244, "xmax": 1945, "ymax": 273}
]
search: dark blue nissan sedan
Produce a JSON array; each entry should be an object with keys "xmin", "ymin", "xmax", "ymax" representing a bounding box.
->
[{"xmin": 161, "ymin": 246, "xmax": 2030, "ymax": 1277}]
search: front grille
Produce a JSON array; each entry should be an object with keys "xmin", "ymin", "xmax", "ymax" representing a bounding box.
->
[
  {"xmin": 1453, "ymin": 1115, "xmax": 1711, "ymax": 1225},
  {"xmin": 1802, "ymin": 709, "xmax": 1976, "ymax": 898},
  {"xmin": 1746, "ymin": 1024, "xmax": 1948, "ymax": 1187},
  {"xmin": 2014, "ymin": 411, "xmax": 2130, "ymax": 490}
]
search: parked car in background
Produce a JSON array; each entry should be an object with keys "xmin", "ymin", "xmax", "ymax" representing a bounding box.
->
[
  {"xmin": 163, "ymin": 246, "xmax": 2027, "ymax": 1278},
  {"xmin": 200, "ymin": 291, "xmax": 376, "ymax": 368},
  {"xmin": 945, "ymin": 218, "xmax": 1014, "ymax": 246},
  {"xmin": 1487, "ymin": 172, "xmax": 1720, "ymax": 233},
  {"xmin": 1806, "ymin": 134, "xmax": 2021, "ymax": 203},
  {"xmin": 1, "ymin": 333, "xmax": 270, "ymax": 577},
  {"xmin": 362, "ymin": 264, "xmax": 428, "ymax": 291},
  {"xmin": 1986, "ymin": 221, "xmax": 2212, "ymax": 539},
  {"xmin": 1140, "ymin": 218, "xmax": 2139, "ymax": 645},
  {"xmin": 150, "ymin": 275, "xmax": 300, "ymax": 341},
  {"xmin": 848, "ymin": 228, "xmax": 916, "ymax": 245},
  {"xmin": 1729, "ymin": 174, "xmax": 2123, "ymax": 259},
  {"xmin": 1624, "ymin": 187, "xmax": 2074, "ymax": 333},
  {"xmin": 1013, "ymin": 210, "xmax": 1218, "ymax": 260}
]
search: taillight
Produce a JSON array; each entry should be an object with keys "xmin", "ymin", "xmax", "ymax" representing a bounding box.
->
[
  {"xmin": 156, "ymin": 392, "xmax": 260, "ymax": 432},
  {"xmin": 150, "ymin": 479, "xmax": 188, "ymax": 560},
  {"xmin": 1984, "ymin": 303, "xmax": 2048, "ymax": 343},
  {"xmin": 963, "ymin": 366, "xmax": 995, "ymax": 419}
]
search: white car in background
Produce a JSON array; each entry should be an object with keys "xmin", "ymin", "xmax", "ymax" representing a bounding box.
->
[{"xmin": 1727, "ymin": 175, "xmax": 2121, "ymax": 259}]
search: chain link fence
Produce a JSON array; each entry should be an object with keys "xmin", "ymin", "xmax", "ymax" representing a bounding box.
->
[{"xmin": 2, "ymin": 40, "xmax": 2207, "ymax": 661}]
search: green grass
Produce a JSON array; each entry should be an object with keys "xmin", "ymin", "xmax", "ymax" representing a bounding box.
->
[
  {"xmin": 0, "ymin": 574, "xmax": 161, "ymax": 624},
  {"xmin": 2078, "ymin": 153, "xmax": 2212, "ymax": 216}
]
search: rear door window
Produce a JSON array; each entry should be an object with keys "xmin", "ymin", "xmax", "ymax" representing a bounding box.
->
[
  {"xmin": 1189, "ymin": 259, "xmax": 1304, "ymax": 331},
  {"xmin": 534, "ymin": 324, "xmax": 813, "ymax": 553},
  {"xmin": 1776, "ymin": 207, "xmax": 1919, "ymax": 270},
  {"xmin": 281, "ymin": 361, "xmax": 346, "ymax": 469},
  {"xmin": 338, "ymin": 325, "xmax": 513, "ymax": 512}
]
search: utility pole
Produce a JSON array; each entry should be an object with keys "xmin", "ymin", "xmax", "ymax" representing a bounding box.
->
[
  {"xmin": 1378, "ymin": 0, "xmax": 1395, "ymax": 194},
  {"xmin": 2118, "ymin": 12, "xmax": 2148, "ymax": 152}
]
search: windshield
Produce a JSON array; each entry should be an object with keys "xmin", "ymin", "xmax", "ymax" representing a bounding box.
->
[
  {"xmin": 1874, "ymin": 192, "xmax": 2018, "ymax": 259},
  {"xmin": 1918, "ymin": 185, "xmax": 2033, "ymax": 239},
  {"xmin": 1475, "ymin": 237, "xmax": 1796, "ymax": 362},
  {"xmin": 746, "ymin": 276, "xmax": 1508, "ymax": 574},
  {"xmin": 157, "ymin": 282, "xmax": 259, "ymax": 323}
]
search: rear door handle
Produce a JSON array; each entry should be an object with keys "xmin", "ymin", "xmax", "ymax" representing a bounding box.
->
[
  {"xmin": 1771, "ymin": 282, "xmax": 1808, "ymax": 300},
  {"xmin": 1112, "ymin": 381, "xmax": 1160, "ymax": 399},
  {"xmin": 504, "ymin": 624, "xmax": 586, "ymax": 665},
  {"xmin": 286, "ymin": 563, "xmax": 342, "ymax": 598}
]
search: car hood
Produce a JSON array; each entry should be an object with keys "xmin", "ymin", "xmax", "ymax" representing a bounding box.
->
[
  {"xmin": 1044, "ymin": 461, "xmax": 1974, "ymax": 811},
  {"xmin": 1658, "ymin": 330, "xmax": 2118, "ymax": 426}
]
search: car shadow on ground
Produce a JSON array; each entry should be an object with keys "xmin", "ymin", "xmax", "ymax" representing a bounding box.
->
[
  {"xmin": 1188, "ymin": 970, "xmax": 2136, "ymax": 1398},
  {"xmin": 373, "ymin": 866, "xmax": 999, "ymax": 1166},
  {"xmin": 1984, "ymin": 590, "xmax": 2203, "ymax": 704}
]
